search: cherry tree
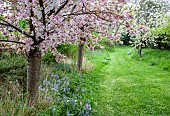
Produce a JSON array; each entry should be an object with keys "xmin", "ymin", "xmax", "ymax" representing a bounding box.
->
[{"xmin": 0, "ymin": 0, "xmax": 135, "ymax": 106}]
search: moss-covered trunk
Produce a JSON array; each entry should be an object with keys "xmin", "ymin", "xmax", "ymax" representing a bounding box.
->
[{"xmin": 27, "ymin": 47, "xmax": 41, "ymax": 106}]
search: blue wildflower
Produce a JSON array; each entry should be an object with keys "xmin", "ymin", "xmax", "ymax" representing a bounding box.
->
[
  {"xmin": 57, "ymin": 80, "xmax": 62, "ymax": 85},
  {"xmin": 67, "ymin": 111, "xmax": 72, "ymax": 116},
  {"xmin": 43, "ymin": 80, "xmax": 48, "ymax": 85},
  {"xmin": 54, "ymin": 74, "xmax": 59, "ymax": 79},
  {"xmin": 53, "ymin": 83, "xmax": 58, "ymax": 90},
  {"xmin": 85, "ymin": 104, "xmax": 90, "ymax": 110},
  {"xmin": 85, "ymin": 104, "xmax": 91, "ymax": 110},
  {"xmin": 63, "ymin": 88, "xmax": 66, "ymax": 92},
  {"xmin": 45, "ymin": 96, "xmax": 53, "ymax": 101}
]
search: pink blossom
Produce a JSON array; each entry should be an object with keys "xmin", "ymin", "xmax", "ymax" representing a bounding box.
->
[{"xmin": 0, "ymin": 0, "xmax": 136, "ymax": 60}]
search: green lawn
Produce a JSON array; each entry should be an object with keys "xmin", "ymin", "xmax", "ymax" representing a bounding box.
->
[{"xmin": 87, "ymin": 46, "xmax": 170, "ymax": 116}]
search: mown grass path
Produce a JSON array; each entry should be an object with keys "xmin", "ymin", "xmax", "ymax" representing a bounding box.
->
[{"xmin": 94, "ymin": 47, "xmax": 170, "ymax": 116}]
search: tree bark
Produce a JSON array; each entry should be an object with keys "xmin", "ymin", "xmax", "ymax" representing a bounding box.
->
[
  {"xmin": 77, "ymin": 40, "xmax": 84, "ymax": 71},
  {"xmin": 0, "ymin": 48, "xmax": 2, "ymax": 57},
  {"xmin": 138, "ymin": 39, "xmax": 142, "ymax": 57},
  {"xmin": 27, "ymin": 47, "xmax": 41, "ymax": 106}
]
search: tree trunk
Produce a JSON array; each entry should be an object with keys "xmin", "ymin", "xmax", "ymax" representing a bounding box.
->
[
  {"xmin": 27, "ymin": 47, "xmax": 41, "ymax": 106},
  {"xmin": 0, "ymin": 48, "xmax": 2, "ymax": 57},
  {"xmin": 138, "ymin": 39, "xmax": 142, "ymax": 57},
  {"xmin": 77, "ymin": 41, "xmax": 84, "ymax": 71}
]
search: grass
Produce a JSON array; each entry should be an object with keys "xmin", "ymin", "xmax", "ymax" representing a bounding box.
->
[
  {"xmin": 0, "ymin": 46, "xmax": 170, "ymax": 115},
  {"xmin": 88, "ymin": 46, "xmax": 170, "ymax": 116},
  {"xmin": 131, "ymin": 48, "xmax": 170, "ymax": 71}
]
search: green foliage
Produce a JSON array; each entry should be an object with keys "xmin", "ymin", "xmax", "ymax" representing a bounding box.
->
[
  {"xmin": 0, "ymin": 52, "xmax": 27, "ymax": 81},
  {"xmin": 42, "ymin": 44, "xmax": 78, "ymax": 67},
  {"xmin": 148, "ymin": 22, "xmax": 170, "ymax": 50},
  {"xmin": 19, "ymin": 19, "xmax": 28, "ymax": 29},
  {"xmin": 120, "ymin": 32, "xmax": 131, "ymax": 46},
  {"xmin": 0, "ymin": 33, "xmax": 7, "ymax": 39},
  {"xmin": 57, "ymin": 44, "xmax": 78, "ymax": 58},
  {"xmin": 98, "ymin": 36, "xmax": 115, "ymax": 51},
  {"xmin": 42, "ymin": 51, "xmax": 56, "ymax": 63}
]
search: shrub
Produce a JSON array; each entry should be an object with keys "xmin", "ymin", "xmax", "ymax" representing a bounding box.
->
[
  {"xmin": 57, "ymin": 44, "xmax": 78, "ymax": 58},
  {"xmin": 148, "ymin": 22, "xmax": 170, "ymax": 50},
  {"xmin": 98, "ymin": 36, "xmax": 115, "ymax": 50},
  {"xmin": 120, "ymin": 32, "xmax": 131, "ymax": 46},
  {"xmin": 42, "ymin": 51, "xmax": 56, "ymax": 63}
]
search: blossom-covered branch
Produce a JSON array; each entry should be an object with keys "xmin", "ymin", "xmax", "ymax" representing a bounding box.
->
[
  {"xmin": 0, "ymin": 39, "xmax": 26, "ymax": 45},
  {"xmin": 0, "ymin": 19, "xmax": 32, "ymax": 38}
]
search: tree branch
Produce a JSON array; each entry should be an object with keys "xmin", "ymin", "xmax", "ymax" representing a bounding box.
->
[
  {"xmin": 63, "ymin": 10, "xmax": 112, "ymax": 17},
  {"xmin": 39, "ymin": 0, "xmax": 46, "ymax": 26},
  {"xmin": 0, "ymin": 39, "xmax": 26, "ymax": 45},
  {"xmin": 0, "ymin": 19, "xmax": 32, "ymax": 38},
  {"xmin": 0, "ymin": 22, "xmax": 9, "ymax": 26},
  {"xmin": 55, "ymin": 0, "xmax": 69, "ymax": 15},
  {"xmin": 48, "ymin": 0, "xmax": 69, "ymax": 16}
]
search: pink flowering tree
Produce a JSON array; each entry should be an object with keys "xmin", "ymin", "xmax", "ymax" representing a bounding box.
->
[{"xmin": 0, "ymin": 0, "xmax": 135, "ymax": 106}]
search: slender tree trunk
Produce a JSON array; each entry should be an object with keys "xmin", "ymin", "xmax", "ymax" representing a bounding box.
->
[
  {"xmin": 77, "ymin": 40, "xmax": 84, "ymax": 71},
  {"xmin": 138, "ymin": 39, "xmax": 142, "ymax": 57},
  {"xmin": 0, "ymin": 48, "xmax": 2, "ymax": 57},
  {"xmin": 27, "ymin": 47, "xmax": 41, "ymax": 106}
]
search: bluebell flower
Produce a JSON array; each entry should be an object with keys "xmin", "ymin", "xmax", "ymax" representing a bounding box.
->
[
  {"xmin": 86, "ymin": 99, "xmax": 90, "ymax": 103},
  {"xmin": 85, "ymin": 104, "xmax": 90, "ymax": 110},
  {"xmin": 38, "ymin": 85, "xmax": 44, "ymax": 91},
  {"xmin": 45, "ymin": 96, "xmax": 53, "ymax": 101},
  {"xmin": 43, "ymin": 80, "xmax": 48, "ymax": 85},
  {"xmin": 67, "ymin": 111, "xmax": 72, "ymax": 116},
  {"xmin": 57, "ymin": 96, "xmax": 62, "ymax": 101},
  {"xmin": 54, "ymin": 74, "xmax": 59, "ymax": 79},
  {"xmin": 63, "ymin": 77, "xmax": 68, "ymax": 81},
  {"xmin": 85, "ymin": 103, "xmax": 91, "ymax": 110},
  {"xmin": 63, "ymin": 88, "xmax": 66, "ymax": 92},
  {"xmin": 80, "ymin": 75, "xmax": 83, "ymax": 78},
  {"xmin": 66, "ymin": 81, "xmax": 69, "ymax": 86},
  {"xmin": 43, "ymin": 80, "xmax": 51, "ymax": 87},
  {"xmin": 53, "ymin": 83, "xmax": 58, "ymax": 90},
  {"xmin": 63, "ymin": 95, "xmax": 67, "ymax": 100},
  {"xmin": 57, "ymin": 80, "xmax": 62, "ymax": 85}
]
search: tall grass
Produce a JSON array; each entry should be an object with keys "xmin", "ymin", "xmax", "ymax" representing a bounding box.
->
[{"xmin": 131, "ymin": 48, "xmax": 170, "ymax": 71}]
